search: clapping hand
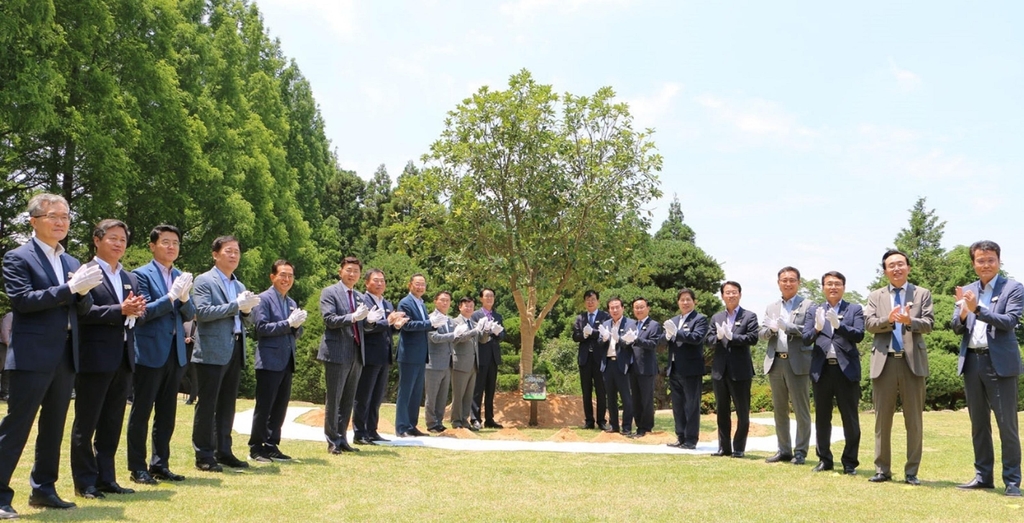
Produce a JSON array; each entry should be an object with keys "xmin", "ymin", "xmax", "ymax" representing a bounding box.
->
[
  {"xmin": 68, "ymin": 264, "xmax": 104, "ymax": 295},
  {"xmin": 598, "ymin": 324, "xmax": 610, "ymax": 342},
  {"xmin": 663, "ymin": 319, "xmax": 678, "ymax": 340},
  {"xmin": 365, "ymin": 306, "xmax": 385, "ymax": 324},
  {"xmin": 582, "ymin": 323, "xmax": 594, "ymax": 338},
  {"xmin": 826, "ymin": 308, "xmax": 840, "ymax": 330},
  {"xmin": 287, "ymin": 309, "xmax": 308, "ymax": 328},
  {"xmin": 621, "ymin": 328, "xmax": 638, "ymax": 345},
  {"xmin": 169, "ymin": 272, "xmax": 194, "ymax": 302},
  {"xmin": 814, "ymin": 307, "xmax": 825, "ymax": 332},
  {"xmin": 453, "ymin": 323, "xmax": 469, "ymax": 338},
  {"xmin": 351, "ymin": 303, "xmax": 370, "ymax": 321}
]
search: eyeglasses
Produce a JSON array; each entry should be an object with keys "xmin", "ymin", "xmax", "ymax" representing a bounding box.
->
[
  {"xmin": 33, "ymin": 213, "xmax": 71, "ymax": 223},
  {"xmin": 778, "ymin": 278, "xmax": 799, "ymax": 284},
  {"xmin": 157, "ymin": 240, "xmax": 180, "ymax": 247}
]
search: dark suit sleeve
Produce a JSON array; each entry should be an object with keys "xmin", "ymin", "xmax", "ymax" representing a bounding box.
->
[
  {"xmin": 79, "ymin": 286, "xmax": 124, "ymax": 325},
  {"xmin": 976, "ymin": 281, "xmax": 1023, "ymax": 332},
  {"xmin": 675, "ymin": 314, "xmax": 708, "ymax": 345},
  {"xmin": 255, "ymin": 295, "xmax": 292, "ymax": 338},
  {"xmin": 727, "ymin": 311, "xmax": 759, "ymax": 347},
  {"xmin": 836, "ymin": 305, "xmax": 865, "ymax": 344},
  {"xmin": 801, "ymin": 304, "xmax": 819, "ymax": 345},
  {"xmin": 633, "ymin": 321, "xmax": 660, "ymax": 351},
  {"xmin": 571, "ymin": 314, "xmax": 587, "ymax": 343},
  {"xmin": 3, "ymin": 250, "xmax": 76, "ymax": 313},
  {"xmin": 399, "ymin": 298, "xmax": 432, "ymax": 332}
]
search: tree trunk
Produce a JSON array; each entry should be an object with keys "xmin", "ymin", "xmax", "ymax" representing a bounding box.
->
[{"xmin": 519, "ymin": 313, "xmax": 536, "ymax": 379}]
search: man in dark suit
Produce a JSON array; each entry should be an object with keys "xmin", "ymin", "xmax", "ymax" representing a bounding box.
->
[
  {"xmin": 318, "ymin": 256, "xmax": 367, "ymax": 454},
  {"xmin": 394, "ymin": 274, "xmax": 434, "ymax": 437},
  {"xmin": 664, "ymin": 288, "xmax": 708, "ymax": 449},
  {"xmin": 952, "ymin": 241, "xmax": 1023, "ymax": 497},
  {"xmin": 598, "ymin": 298, "xmax": 636, "ymax": 435},
  {"xmin": 759, "ymin": 267, "xmax": 814, "ymax": 465},
  {"xmin": 249, "ymin": 260, "xmax": 307, "ymax": 462},
  {"xmin": 127, "ymin": 224, "xmax": 195, "ymax": 484},
  {"xmin": 0, "ymin": 193, "xmax": 100, "ymax": 516},
  {"xmin": 71, "ymin": 220, "xmax": 147, "ymax": 499},
  {"xmin": 470, "ymin": 288, "xmax": 505, "ymax": 430},
  {"xmin": 864, "ymin": 250, "xmax": 933, "ymax": 485},
  {"xmin": 571, "ymin": 290, "xmax": 610, "ymax": 430},
  {"xmin": 803, "ymin": 271, "xmax": 864, "ymax": 475},
  {"xmin": 192, "ymin": 236, "xmax": 260, "ymax": 471},
  {"xmin": 629, "ymin": 297, "xmax": 661, "ymax": 438},
  {"xmin": 353, "ymin": 269, "xmax": 405, "ymax": 445},
  {"xmin": 424, "ymin": 291, "xmax": 454, "ymax": 434},
  {"xmin": 705, "ymin": 281, "xmax": 759, "ymax": 458}
]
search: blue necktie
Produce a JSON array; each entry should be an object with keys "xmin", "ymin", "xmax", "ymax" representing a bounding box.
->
[
  {"xmin": 892, "ymin": 288, "xmax": 903, "ymax": 353},
  {"xmin": 588, "ymin": 313, "xmax": 595, "ymax": 327}
]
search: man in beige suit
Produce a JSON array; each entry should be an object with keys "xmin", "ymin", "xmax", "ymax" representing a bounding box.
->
[{"xmin": 864, "ymin": 249, "xmax": 933, "ymax": 486}]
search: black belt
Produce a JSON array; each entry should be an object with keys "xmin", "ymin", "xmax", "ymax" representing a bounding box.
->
[
  {"xmin": 827, "ymin": 358, "xmax": 839, "ymax": 365},
  {"xmin": 886, "ymin": 352, "xmax": 904, "ymax": 358},
  {"xmin": 776, "ymin": 352, "xmax": 788, "ymax": 359},
  {"xmin": 608, "ymin": 356, "xmax": 616, "ymax": 361},
  {"xmin": 968, "ymin": 347, "xmax": 989, "ymax": 354},
  {"xmin": 234, "ymin": 333, "xmax": 243, "ymax": 341}
]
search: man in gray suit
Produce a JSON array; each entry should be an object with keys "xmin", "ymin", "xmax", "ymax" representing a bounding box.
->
[
  {"xmin": 318, "ymin": 256, "xmax": 367, "ymax": 454},
  {"xmin": 865, "ymin": 250, "xmax": 933, "ymax": 486},
  {"xmin": 452, "ymin": 297, "xmax": 493, "ymax": 430},
  {"xmin": 424, "ymin": 291, "xmax": 454, "ymax": 433},
  {"xmin": 759, "ymin": 267, "xmax": 814, "ymax": 465},
  {"xmin": 953, "ymin": 241, "xmax": 1023, "ymax": 497},
  {"xmin": 192, "ymin": 235, "xmax": 260, "ymax": 472}
]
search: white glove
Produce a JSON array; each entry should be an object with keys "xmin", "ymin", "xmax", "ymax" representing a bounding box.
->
[
  {"xmin": 68, "ymin": 264, "xmax": 104, "ymax": 295},
  {"xmin": 352, "ymin": 303, "xmax": 370, "ymax": 321},
  {"xmin": 766, "ymin": 316, "xmax": 779, "ymax": 332},
  {"xmin": 475, "ymin": 318, "xmax": 490, "ymax": 334},
  {"xmin": 236, "ymin": 291, "xmax": 260, "ymax": 314},
  {"xmin": 779, "ymin": 312, "xmax": 795, "ymax": 331},
  {"xmin": 287, "ymin": 309, "xmax": 306, "ymax": 327},
  {"xmin": 453, "ymin": 323, "xmax": 469, "ymax": 337},
  {"xmin": 723, "ymin": 324, "xmax": 733, "ymax": 341},
  {"xmin": 124, "ymin": 315, "xmax": 137, "ymax": 329},
  {"xmin": 663, "ymin": 319, "xmax": 678, "ymax": 340},
  {"xmin": 429, "ymin": 311, "xmax": 448, "ymax": 328},
  {"xmin": 814, "ymin": 307, "xmax": 825, "ymax": 332},
  {"xmin": 294, "ymin": 309, "xmax": 309, "ymax": 327},
  {"xmin": 491, "ymin": 323, "xmax": 504, "ymax": 335},
  {"xmin": 366, "ymin": 306, "xmax": 385, "ymax": 324},
  {"xmin": 598, "ymin": 324, "xmax": 610, "ymax": 342},
  {"xmin": 621, "ymin": 328, "xmax": 638, "ymax": 345},
  {"xmin": 583, "ymin": 323, "xmax": 594, "ymax": 338},
  {"xmin": 826, "ymin": 308, "xmax": 840, "ymax": 330},
  {"xmin": 168, "ymin": 272, "xmax": 193, "ymax": 302},
  {"xmin": 715, "ymin": 321, "xmax": 726, "ymax": 340}
]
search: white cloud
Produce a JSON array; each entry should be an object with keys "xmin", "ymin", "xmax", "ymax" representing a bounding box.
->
[
  {"xmin": 499, "ymin": 0, "xmax": 631, "ymax": 23},
  {"xmin": 625, "ymin": 83, "xmax": 682, "ymax": 129},
  {"xmin": 255, "ymin": 0, "xmax": 357, "ymax": 40},
  {"xmin": 888, "ymin": 57, "xmax": 922, "ymax": 92},
  {"xmin": 695, "ymin": 94, "xmax": 817, "ymax": 148}
]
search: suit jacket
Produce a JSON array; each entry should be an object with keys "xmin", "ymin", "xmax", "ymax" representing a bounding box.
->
[
  {"xmin": 630, "ymin": 317, "xmax": 662, "ymax": 376},
  {"xmin": 192, "ymin": 267, "xmax": 253, "ymax": 366},
  {"xmin": 132, "ymin": 259, "xmax": 196, "ymax": 368},
  {"xmin": 2, "ymin": 239, "xmax": 93, "ymax": 371},
  {"xmin": 597, "ymin": 317, "xmax": 636, "ymax": 375},
  {"xmin": 360, "ymin": 293, "xmax": 398, "ymax": 366},
  {"xmin": 664, "ymin": 311, "xmax": 709, "ymax": 377},
  {"xmin": 471, "ymin": 308, "xmax": 504, "ymax": 369},
  {"xmin": 802, "ymin": 300, "xmax": 865, "ymax": 383},
  {"xmin": 865, "ymin": 283, "xmax": 933, "ymax": 379},
  {"xmin": 572, "ymin": 310, "xmax": 611, "ymax": 366},
  {"xmin": 318, "ymin": 282, "xmax": 366, "ymax": 366},
  {"xmin": 426, "ymin": 316, "xmax": 455, "ymax": 370},
  {"xmin": 396, "ymin": 293, "xmax": 433, "ymax": 365},
  {"xmin": 705, "ymin": 307, "xmax": 758, "ymax": 381},
  {"xmin": 452, "ymin": 315, "xmax": 491, "ymax": 373},
  {"xmin": 759, "ymin": 296, "xmax": 814, "ymax": 376},
  {"xmin": 254, "ymin": 287, "xmax": 303, "ymax": 372},
  {"xmin": 77, "ymin": 261, "xmax": 137, "ymax": 373},
  {"xmin": 951, "ymin": 275, "xmax": 1024, "ymax": 377}
]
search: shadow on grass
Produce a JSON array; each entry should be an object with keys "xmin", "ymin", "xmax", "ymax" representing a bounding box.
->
[
  {"xmin": 172, "ymin": 475, "xmax": 224, "ymax": 487},
  {"xmin": 33, "ymin": 505, "xmax": 127, "ymax": 521}
]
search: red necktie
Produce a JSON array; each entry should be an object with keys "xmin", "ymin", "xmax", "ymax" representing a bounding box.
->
[{"xmin": 348, "ymin": 290, "xmax": 360, "ymax": 345}]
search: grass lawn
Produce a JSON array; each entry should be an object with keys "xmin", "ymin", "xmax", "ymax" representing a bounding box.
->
[{"xmin": 1, "ymin": 399, "xmax": 1021, "ymax": 522}]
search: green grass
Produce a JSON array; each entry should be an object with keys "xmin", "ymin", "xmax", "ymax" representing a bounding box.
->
[{"xmin": 2, "ymin": 399, "xmax": 1022, "ymax": 522}]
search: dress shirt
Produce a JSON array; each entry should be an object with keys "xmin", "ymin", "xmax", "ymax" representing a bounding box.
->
[
  {"xmin": 213, "ymin": 266, "xmax": 242, "ymax": 334},
  {"xmin": 32, "ymin": 236, "xmax": 66, "ymax": 285},
  {"xmin": 825, "ymin": 301, "xmax": 842, "ymax": 359},
  {"xmin": 607, "ymin": 319, "xmax": 620, "ymax": 358},
  {"xmin": 968, "ymin": 279, "xmax": 995, "ymax": 348}
]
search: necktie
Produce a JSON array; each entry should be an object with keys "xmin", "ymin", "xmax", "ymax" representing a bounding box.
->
[
  {"xmin": 892, "ymin": 288, "xmax": 903, "ymax": 352},
  {"xmin": 348, "ymin": 290, "xmax": 360, "ymax": 345},
  {"xmin": 822, "ymin": 305, "xmax": 833, "ymax": 337},
  {"xmin": 588, "ymin": 313, "xmax": 595, "ymax": 327}
]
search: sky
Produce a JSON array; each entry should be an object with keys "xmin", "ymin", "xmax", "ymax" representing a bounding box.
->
[{"xmin": 252, "ymin": 0, "xmax": 1023, "ymax": 314}]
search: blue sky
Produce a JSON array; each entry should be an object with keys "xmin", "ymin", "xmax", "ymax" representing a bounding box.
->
[{"xmin": 253, "ymin": 0, "xmax": 1023, "ymax": 313}]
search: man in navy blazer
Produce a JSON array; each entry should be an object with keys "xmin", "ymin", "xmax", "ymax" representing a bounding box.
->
[
  {"xmin": 127, "ymin": 224, "xmax": 195, "ymax": 484},
  {"xmin": 318, "ymin": 256, "xmax": 367, "ymax": 453},
  {"xmin": 71, "ymin": 220, "xmax": 147, "ymax": 499},
  {"xmin": 629, "ymin": 297, "xmax": 662, "ymax": 437},
  {"xmin": 705, "ymin": 281, "xmax": 759, "ymax": 458},
  {"xmin": 664, "ymin": 288, "xmax": 708, "ymax": 449},
  {"xmin": 803, "ymin": 271, "xmax": 864, "ymax": 475},
  {"xmin": 192, "ymin": 236, "xmax": 259, "ymax": 471},
  {"xmin": 470, "ymin": 288, "xmax": 505, "ymax": 430},
  {"xmin": 394, "ymin": 274, "xmax": 434, "ymax": 437},
  {"xmin": 571, "ymin": 290, "xmax": 611, "ymax": 430},
  {"xmin": 249, "ymin": 260, "xmax": 306, "ymax": 462},
  {"xmin": 952, "ymin": 241, "xmax": 1023, "ymax": 497},
  {"xmin": 598, "ymin": 297, "xmax": 637, "ymax": 436},
  {"xmin": 353, "ymin": 269, "xmax": 405, "ymax": 445},
  {"xmin": 0, "ymin": 193, "xmax": 100, "ymax": 516}
]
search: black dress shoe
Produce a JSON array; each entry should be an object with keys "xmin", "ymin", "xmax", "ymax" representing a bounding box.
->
[
  {"xmin": 328, "ymin": 446, "xmax": 343, "ymax": 454},
  {"xmin": 150, "ymin": 467, "xmax": 185, "ymax": 481},
  {"xmin": 395, "ymin": 431, "xmax": 412, "ymax": 438},
  {"xmin": 868, "ymin": 473, "xmax": 892, "ymax": 483},
  {"xmin": 96, "ymin": 482, "xmax": 134, "ymax": 495},
  {"xmin": 409, "ymin": 427, "xmax": 429, "ymax": 437},
  {"xmin": 249, "ymin": 450, "xmax": 273, "ymax": 462},
  {"xmin": 370, "ymin": 433, "xmax": 388, "ymax": 442},
  {"xmin": 604, "ymin": 426, "xmax": 618, "ymax": 433},
  {"xmin": 597, "ymin": 422, "xmax": 611, "ymax": 431},
  {"xmin": 957, "ymin": 476, "xmax": 995, "ymax": 489},
  {"xmin": 812, "ymin": 462, "xmax": 833, "ymax": 472},
  {"xmin": 266, "ymin": 447, "xmax": 293, "ymax": 461},
  {"xmin": 843, "ymin": 468, "xmax": 857, "ymax": 476},
  {"xmin": 904, "ymin": 475, "xmax": 921, "ymax": 486},
  {"xmin": 731, "ymin": 452, "xmax": 745, "ymax": 458},
  {"xmin": 130, "ymin": 470, "xmax": 159, "ymax": 485},
  {"xmin": 195, "ymin": 460, "xmax": 223, "ymax": 472},
  {"xmin": 354, "ymin": 437, "xmax": 377, "ymax": 445},
  {"xmin": 75, "ymin": 486, "xmax": 105, "ymax": 499},
  {"xmin": 427, "ymin": 426, "xmax": 446, "ymax": 433},
  {"xmin": 484, "ymin": 420, "xmax": 504, "ymax": 429},
  {"xmin": 469, "ymin": 421, "xmax": 482, "ymax": 431},
  {"xmin": 765, "ymin": 452, "xmax": 793, "ymax": 463},
  {"xmin": 338, "ymin": 441, "xmax": 360, "ymax": 452},
  {"xmin": 581, "ymin": 423, "xmax": 596, "ymax": 430},
  {"xmin": 216, "ymin": 454, "xmax": 250, "ymax": 468},
  {"xmin": 0, "ymin": 504, "xmax": 17, "ymax": 519},
  {"xmin": 28, "ymin": 493, "xmax": 76, "ymax": 509},
  {"xmin": 1006, "ymin": 484, "xmax": 1022, "ymax": 497},
  {"xmin": 791, "ymin": 454, "xmax": 806, "ymax": 465},
  {"xmin": 681, "ymin": 443, "xmax": 697, "ymax": 450},
  {"xmin": 711, "ymin": 449, "xmax": 732, "ymax": 457},
  {"xmin": 666, "ymin": 441, "xmax": 683, "ymax": 448}
]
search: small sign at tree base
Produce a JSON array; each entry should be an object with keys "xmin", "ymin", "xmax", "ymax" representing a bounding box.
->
[{"xmin": 522, "ymin": 374, "xmax": 547, "ymax": 400}]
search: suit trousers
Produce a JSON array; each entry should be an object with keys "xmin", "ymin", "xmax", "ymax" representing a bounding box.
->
[
  {"xmin": 603, "ymin": 362, "xmax": 633, "ymax": 432},
  {"xmin": 127, "ymin": 340, "xmax": 186, "ymax": 471},
  {"xmin": 813, "ymin": 364, "xmax": 861, "ymax": 470},
  {"xmin": 423, "ymin": 368, "xmax": 451, "ymax": 431},
  {"xmin": 395, "ymin": 362, "xmax": 426, "ymax": 434},
  {"xmin": 712, "ymin": 375, "xmax": 751, "ymax": 454},
  {"xmin": 669, "ymin": 372, "xmax": 703, "ymax": 446},
  {"xmin": 768, "ymin": 356, "xmax": 811, "ymax": 457},
  {"xmin": 471, "ymin": 362, "xmax": 498, "ymax": 424},
  {"xmin": 353, "ymin": 362, "xmax": 390, "ymax": 440},
  {"xmin": 629, "ymin": 372, "xmax": 655, "ymax": 433},
  {"xmin": 249, "ymin": 366, "xmax": 293, "ymax": 451},
  {"xmin": 193, "ymin": 338, "xmax": 244, "ymax": 461},
  {"xmin": 0, "ymin": 338, "xmax": 75, "ymax": 505},
  {"xmin": 451, "ymin": 368, "xmax": 477, "ymax": 427},
  {"xmin": 872, "ymin": 355, "xmax": 925, "ymax": 476},
  {"xmin": 71, "ymin": 355, "xmax": 132, "ymax": 489},
  {"xmin": 963, "ymin": 351, "xmax": 1021, "ymax": 487},
  {"xmin": 323, "ymin": 359, "xmax": 362, "ymax": 448},
  {"xmin": 579, "ymin": 354, "xmax": 607, "ymax": 426}
]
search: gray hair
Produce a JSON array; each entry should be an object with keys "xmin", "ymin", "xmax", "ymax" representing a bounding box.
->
[{"xmin": 27, "ymin": 193, "xmax": 69, "ymax": 217}]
